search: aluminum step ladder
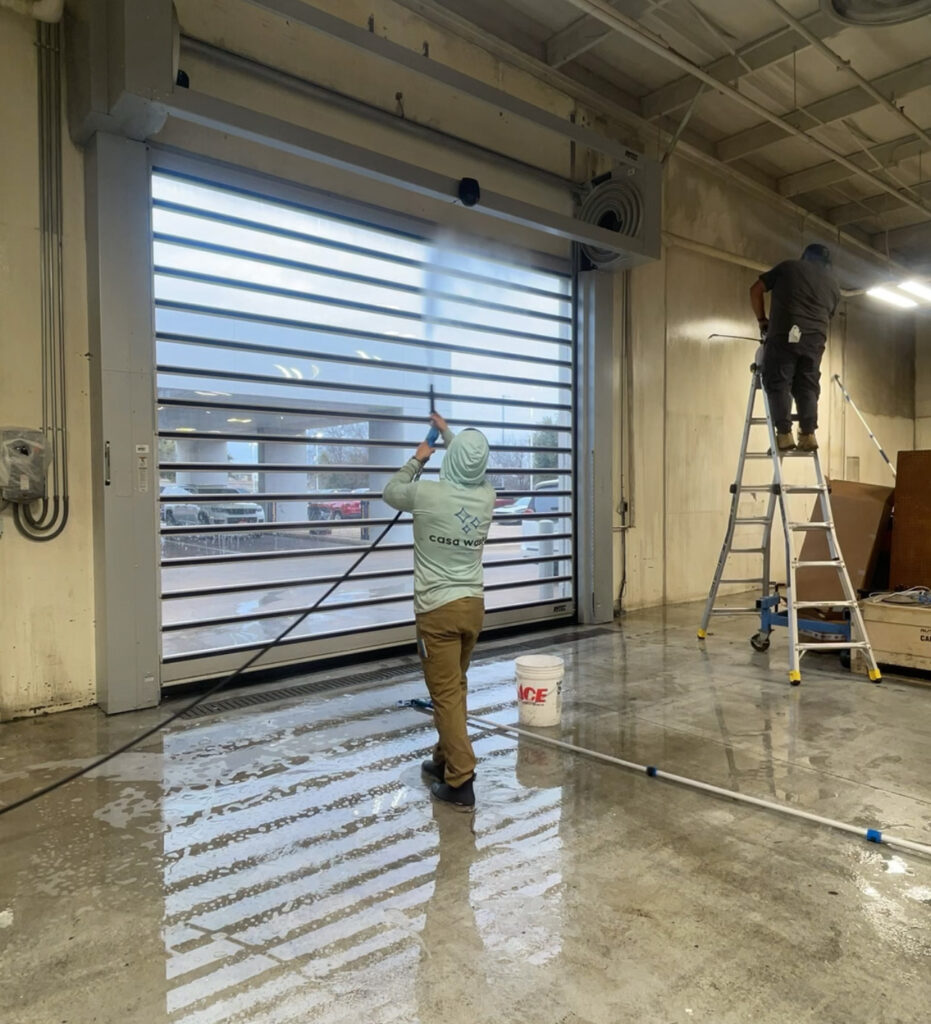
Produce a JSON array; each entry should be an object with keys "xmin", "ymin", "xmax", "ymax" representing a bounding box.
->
[{"xmin": 697, "ymin": 364, "xmax": 882, "ymax": 686}]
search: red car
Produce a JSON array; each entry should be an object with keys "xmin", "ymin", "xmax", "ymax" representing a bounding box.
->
[{"xmin": 308, "ymin": 497, "xmax": 364, "ymax": 520}]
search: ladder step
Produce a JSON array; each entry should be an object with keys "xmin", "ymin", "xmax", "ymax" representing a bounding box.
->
[
  {"xmin": 782, "ymin": 486, "xmax": 825, "ymax": 494},
  {"xmin": 794, "ymin": 600, "xmax": 857, "ymax": 609},
  {"xmin": 710, "ymin": 607, "xmax": 760, "ymax": 615},
  {"xmin": 795, "ymin": 560, "xmax": 842, "ymax": 568},
  {"xmin": 732, "ymin": 547, "xmax": 766, "ymax": 554},
  {"xmin": 797, "ymin": 642, "xmax": 870, "ymax": 651},
  {"xmin": 745, "ymin": 453, "xmax": 773, "ymax": 459},
  {"xmin": 749, "ymin": 417, "xmax": 769, "ymax": 424},
  {"xmin": 781, "ymin": 451, "xmax": 817, "ymax": 458},
  {"xmin": 720, "ymin": 578, "xmax": 765, "ymax": 584},
  {"xmin": 735, "ymin": 517, "xmax": 771, "ymax": 524},
  {"xmin": 788, "ymin": 522, "xmax": 832, "ymax": 530}
]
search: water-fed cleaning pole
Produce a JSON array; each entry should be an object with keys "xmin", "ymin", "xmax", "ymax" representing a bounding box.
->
[
  {"xmin": 832, "ymin": 374, "xmax": 896, "ymax": 479},
  {"xmin": 425, "ymin": 384, "xmax": 440, "ymax": 447},
  {"xmin": 400, "ymin": 699, "xmax": 931, "ymax": 858}
]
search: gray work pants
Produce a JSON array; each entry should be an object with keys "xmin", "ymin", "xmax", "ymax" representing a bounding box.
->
[{"xmin": 761, "ymin": 331, "xmax": 826, "ymax": 434}]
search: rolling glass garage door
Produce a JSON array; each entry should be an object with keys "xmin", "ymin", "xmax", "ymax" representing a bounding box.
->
[{"xmin": 152, "ymin": 158, "xmax": 575, "ymax": 684}]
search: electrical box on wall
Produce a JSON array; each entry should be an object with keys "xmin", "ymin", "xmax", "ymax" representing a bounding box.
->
[{"xmin": 0, "ymin": 429, "xmax": 50, "ymax": 503}]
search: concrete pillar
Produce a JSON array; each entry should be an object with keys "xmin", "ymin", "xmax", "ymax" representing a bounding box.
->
[
  {"xmin": 260, "ymin": 433, "xmax": 310, "ymax": 523},
  {"xmin": 369, "ymin": 417, "xmax": 410, "ymax": 544},
  {"xmin": 173, "ymin": 438, "xmax": 228, "ymax": 488}
]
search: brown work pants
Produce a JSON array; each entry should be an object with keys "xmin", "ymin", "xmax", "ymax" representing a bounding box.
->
[{"xmin": 415, "ymin": 597, "xmax": 484, "ymax": 788}]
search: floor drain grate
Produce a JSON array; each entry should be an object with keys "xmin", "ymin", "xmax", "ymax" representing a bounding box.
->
[{"xmin": 178, "ymin": 625, "xmax": 614, "ymax": 720}]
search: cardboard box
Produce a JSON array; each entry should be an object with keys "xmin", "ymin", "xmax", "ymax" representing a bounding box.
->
[
  {"xmin": 797, "ymin": 479, "xmax": 894, "ymax": 602},
  {"xmin": 851, "ymin": 595, "xmax": 931, "ymax": 675},
  {"xmin": 890, "ymin": 450, "xmax": 931, "ymax": 589}
]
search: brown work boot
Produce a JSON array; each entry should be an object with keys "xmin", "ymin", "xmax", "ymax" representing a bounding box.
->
[
  {"xmin": 776, "ymin": 432, "xmax": 796, "ymax": 452},
  {"xmin": 797, "ymin": 432, "xmax": 818, "ymax": 452}
]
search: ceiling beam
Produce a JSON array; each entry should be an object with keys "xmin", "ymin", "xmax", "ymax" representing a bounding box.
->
[
  {"xmin": 239, "ymin": 0, "xmax": 646, "ymax": 169},
  {"xmin": 641, "ymin": 8, "xmax": 837, "ymax": 120},
  {"xmin": 871, "ymin": 219, "xmax": 931, "ymax": 258},
  {"xmin": 547, "ymin": 1, "xmax": 694, "ymax": 69},
  {"xmin": 778, "ymin": 134, "xmax": 931, "ymax": 197},
  {"xmin": 545, "ymin": 13, "xmax": 614, "ymax": 67},
  {"xmin": 717, "ymin": 57, "xmax": 931, "ymax": 163},
  {"xmin": 828, "ymin": 181, "xmax": 931, "ymax": 227}
]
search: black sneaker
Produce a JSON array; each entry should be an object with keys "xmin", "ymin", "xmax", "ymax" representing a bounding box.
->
[
  {"xmin": 420, "ymin": 759, "xmax": 445, "ymax": 781},
  {"xmin": 430, "ymin": 777, "xmax": 475, "ymax": 812}
]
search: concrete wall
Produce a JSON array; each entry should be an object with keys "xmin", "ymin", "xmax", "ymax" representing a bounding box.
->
[{"xmin": 0, "ymin": 10, "xmax": 96, "ymax": 719}]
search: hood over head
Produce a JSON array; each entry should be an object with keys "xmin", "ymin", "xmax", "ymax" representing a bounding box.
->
[{"xmin": 439, "ymin": 429, "xmax": 489, "ymax": 487}]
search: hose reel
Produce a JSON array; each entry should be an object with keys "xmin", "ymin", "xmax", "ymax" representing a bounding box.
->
[{"xmin": 577, "ymin": 173, "xmax": 645, "ymax": 271}]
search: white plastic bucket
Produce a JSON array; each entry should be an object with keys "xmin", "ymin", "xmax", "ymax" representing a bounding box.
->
[{"xmin": 515, "ymin": 654, "xmax": 563, "ymax": 727}]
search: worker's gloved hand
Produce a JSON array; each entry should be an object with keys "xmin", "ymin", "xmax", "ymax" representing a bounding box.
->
[
  {"xmin": 758, "ymin": 317, "xmax": 769, "ymax": 341},
  {"xmin": 415, "ymin": 440, "xmax": 435, "ymax": 464}
]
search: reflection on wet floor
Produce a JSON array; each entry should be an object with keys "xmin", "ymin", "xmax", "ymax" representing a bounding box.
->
[{"xmin": 1, "ymin": 603, "xmax": 930, "ymax": 1023}]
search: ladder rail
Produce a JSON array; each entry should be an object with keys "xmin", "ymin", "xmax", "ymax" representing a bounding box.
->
[{"xmin": 698, "ymin": 372, "xmax": 765, "ymax": 636}]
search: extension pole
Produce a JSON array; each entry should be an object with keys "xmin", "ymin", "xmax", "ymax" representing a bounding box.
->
[
  {"xmin": 403, "ymin": 701, "xmax": 931, "ymax": 857},
  {"xmin": 832, "ymin": 374, "xmax": 896, "ymax": 479}
]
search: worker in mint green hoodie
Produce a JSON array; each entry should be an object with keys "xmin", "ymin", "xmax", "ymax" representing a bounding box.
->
[{"xmin": 384, "ymin": 410, "xmax": 495, "ymax": 811}]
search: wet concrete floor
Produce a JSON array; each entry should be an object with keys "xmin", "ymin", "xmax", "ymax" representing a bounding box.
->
[{"xmin": 1, "ymin": 603, "xmax": 929, "ymax": 1023}]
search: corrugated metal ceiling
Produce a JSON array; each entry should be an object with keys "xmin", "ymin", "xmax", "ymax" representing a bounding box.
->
[{"xmin": 419, "ymin": 0, "xmax": 931, "ymax": 266}]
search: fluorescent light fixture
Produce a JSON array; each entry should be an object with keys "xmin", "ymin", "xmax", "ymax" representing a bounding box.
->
[
  {"xmin": 866, "ymin": 286, "xmax": 918, "ymax": 309},
  {"xmin": 175, "ymin": 426, "xmax": 196, "ymax": 433},
  {"xmin": 226, "ymin": 417, "xmax": 253, "ymax": 424},
  {"xmin": 898, "ymin": 280, "xmax": 931, "ymax": 303}
]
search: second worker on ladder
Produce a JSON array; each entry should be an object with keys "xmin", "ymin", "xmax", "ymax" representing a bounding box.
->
[{"xmin": 750, "ymin": 243, "xmax": 840, "ymax": 454}]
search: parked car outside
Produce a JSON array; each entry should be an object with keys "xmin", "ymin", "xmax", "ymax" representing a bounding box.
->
[
  {"xmin": 495, "ymin": 496, "xmax": 532, "ymax": 522},
  {"xmin": 308, "ymin": 488, "xmax": 369, "ymax": 520},
  {"xmin": 184, "ymin": 484, "xmax": 266, "ymax": 525},
  {"xmin": 496, "ymin": 481, "xmax": 561, "ymax": 524},
  {"xmin": 311, "ymin": 497, "xmax": 365, "ymax": 520},
  {"xmin": 520, "ymin": 480, "xmax": 562, "ymax": 552},
  {"xmin": 159, "ymin": 484, "xmax": 201, "ymax": 526}
]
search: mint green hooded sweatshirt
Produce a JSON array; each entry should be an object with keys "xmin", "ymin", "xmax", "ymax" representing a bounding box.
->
[{"xmin": 384, "ymin": 427, "xmax": 496, "ymax": 614}]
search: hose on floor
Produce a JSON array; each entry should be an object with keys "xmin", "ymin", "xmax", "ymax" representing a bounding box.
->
[{"xmin": 0, "ymin": 510, "xmax": 405, "ymax": 819}]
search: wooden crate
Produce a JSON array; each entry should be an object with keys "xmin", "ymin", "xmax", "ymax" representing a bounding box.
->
[{"xmin": 852, "ymin": 595, "xmax": 931, "ymax": 675}]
